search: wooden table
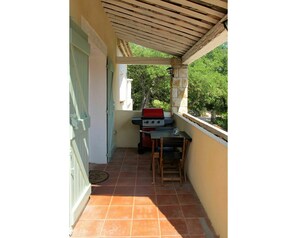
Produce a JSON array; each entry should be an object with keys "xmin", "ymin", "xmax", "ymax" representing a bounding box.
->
[{"xmin": 150, "ymin": 129, "xmax": 192, "ymax": 184}]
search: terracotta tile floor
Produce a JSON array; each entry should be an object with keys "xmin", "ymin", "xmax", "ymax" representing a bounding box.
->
[{"xmin": 71, "ymin": 148, "xmax": 216, "ymax": 238}]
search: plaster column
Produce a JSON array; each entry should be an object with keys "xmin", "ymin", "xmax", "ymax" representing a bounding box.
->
[
  {"xmin": 126, "ymin": 78, "xmax": 133, "ymax": 110},
  {"xmin": 170, "ymin": 58, "xmax": 188, "ymax": 115}
]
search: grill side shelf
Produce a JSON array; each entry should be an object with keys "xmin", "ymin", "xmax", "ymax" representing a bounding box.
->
[{"xmin": 131, "ymin": 117, "xmax": 142, "ymax": 125}]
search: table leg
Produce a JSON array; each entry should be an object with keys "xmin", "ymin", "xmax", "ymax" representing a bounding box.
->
[
  {"xmin": 152, "ymin": 139, "xmax": 155, "ymax": 184},
  {"xmin": 184, "ymin": 140, "xmax": 189, "ymax": 182}
]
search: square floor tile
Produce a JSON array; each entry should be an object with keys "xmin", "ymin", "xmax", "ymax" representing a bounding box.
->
[
  {"xmin": 106, "ymin": 170, "xmax": 121, "ymax": 178},
  {"xmin": 186, "ymin": 219, "xmax": 205, "ymax": 235},
  {"xmin": 132, "ymin": 220, "xmax": 160, "ymax": 236},
  {"xmin": 119, "ymin": 171, "xmax": 137, "ymax": 178},
  {"xmin": 72, "ymin": 220, "xmax": 104, "ymax": 237},
  {"xmin": 88, "ymin": 195, "xmax": 112, "ymax": 205},
  {"xmin": 132, "ymin": 237, "xmax": 159, "ymax": 238},
  {"xmin": 134, "ymin": 195, "xmax": 157, "ymax": 205},
  {"xmin": 101, "ymin": 220, "xmax": 132, "ymax": 236},
  {"xmin": 181, "ymin": 205, "xmax": 201, "ymax": 218},
  {"xmin": 114, "ymin": 186, "xmax": 135, "ymax": 195},
  {"xmin": 117, "ymin": 177, "xmax": 136, "ymax": 186},
  {"xmin": 80, "ymin": 205, "xmax": 108, "ymax": 220},
  {"xmin": 99, "ymin": 177, "xmax": 118, "ymax": 186},
  {"xmin": 135, "ymin": 185, "xmax": 155, "ymax": 195},
  {"xmin": 157, "ymin": 195, "xmax": 179, "ymax": 205},
  {"xmin": 105, "ymin": 164, "xmax": 122, "ymax": 172},
  {"xmin": 137, "ymin": 170, "xmax": 152, "ymax": 178},
  {"xmin": 110, "ymin": 195, "xmax": 134, "ymax": 205},
  {"xmin": 92, "ymin": 186, "xmax": 115, "ymax": 195},
  {"xmin": 155, "ymin": 184, "xmax": 176, "ymax": 195},
  {"xmin": 158, "ymin": 205, "xmax": 183, "ymax": 219},
  {"xmin": 160, "ymin": 219, "xmax": 188, "ymax": 236},
  {"xmin": 161, "ymin": 235, "xmax": 189, "ymax": 238},
  {"xmin": 133, "ymin": 205, "xmax": 158, "ymax": 219},
  {"xmin": 187, "ymin": 235, "xmax": 206, "ymax": 238},
  {"xmin": 106, "ymin": 205, "xmax": 133, "ymax": 219},
  {"xmin": 136, "ymin": 177, "xmax": 154, "ymax": 185},
  {"xmin": 121, "ymin": 165, "xmax": 138, "ymax": 172},
  {"xmin": 175, "ymin": 183, "xmax": 195, "ymax": 194},
  {"xmin": 178, "ymin": 194, "xmax": 200, "ymax": 205}
]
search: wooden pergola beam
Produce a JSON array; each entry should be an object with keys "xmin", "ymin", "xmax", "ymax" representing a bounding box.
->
[
  {"xmin": 182, "ymin": 15, "xmax": 228, "ymax": 64},
  {"xmin": 117, "ymin": 57, "xmax": 172, "ymax": 65}
]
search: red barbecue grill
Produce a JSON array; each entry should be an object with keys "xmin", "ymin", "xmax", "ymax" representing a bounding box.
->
[{"xmin": 132, "ymin": 108, "xmax": 174, "ymax": 153}]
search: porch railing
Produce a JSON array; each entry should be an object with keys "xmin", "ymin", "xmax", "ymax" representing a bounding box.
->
[{"xmin": 182, "ymin": 112, "xmax": 228, "ymax": 141}]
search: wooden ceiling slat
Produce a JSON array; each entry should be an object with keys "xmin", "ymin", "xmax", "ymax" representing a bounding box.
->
[
  {"xmin": 112, "ymin": 24, "xmax": 190, "ymax": 51},
  {"xmin": 114, "ymin": 27, "xmax": 189, "ymax": 52},
  {"xmin": 118, "ymin": 0, "xmax": 213, "ymax": 30},
  {"xmin": 117, "ymin": 33, "xmax": 184, "ymax": 56},
  {"xmin": 102, "ymin": 0, "xmax": 208, "ymax": 34},
  {"xmin": 116, "ymin": 33, "xmax": 187, "ymax": 55},
  {"xmin": 169, "ymin": 0, "xmax": 225, "ymax": 17},
  {"xmin": 109, "ymin": 16, "xmax": 199, "ymax": 46},
  {"xmin": 195, "ymin": 0, "xmax": 227, "ymax": 9},
  {"xmin": 115, "ymin": 29, "xmax": 187, "ymax": 51},
  {"xmin": 102, "ymin": 0, "xmax": 211, "ymax": 34},
  {"xmin": 108, "ymin": 15, "xmax": 196, "ymax": 46},
  {"xmin": 116, "ymin": 29, "xmax": 189, "ymax": 53},
  {"xmin": 103, "ymin": 5, "xmax": 202, "ymax": 40},
  {"xmin": 145, "ymin": 0, "xmax": 219, "ymax": 24},
  {"xmin": 117, "ymin": 39, "xmax": 132, "ymax": 57},
  {"xmin": 112, "ymin": 23, "xmax": 191, "ymax": 48}
]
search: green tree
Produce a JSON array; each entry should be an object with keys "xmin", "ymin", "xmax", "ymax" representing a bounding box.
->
[
  {"xmin": 188, "ymin": 43, "xmax": 228, "ymax": 129},
  {"xmin": 128, "ymin": 44, "xmax": 171, "ymax": 110}
]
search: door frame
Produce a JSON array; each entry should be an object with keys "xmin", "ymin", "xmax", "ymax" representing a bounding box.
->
[{"xmin": 82, "ymin": 17, "xmax": 108, "ymax": 164}]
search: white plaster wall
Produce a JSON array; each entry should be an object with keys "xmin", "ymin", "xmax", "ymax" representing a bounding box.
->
[
  {"xmin": 88, "ymin": 46, "xmax": 107, "ymax": 164},
  {"xmin": 117, "ymin": 64, "xmax": 133, "ymax": 110},
  {"xmin": 119, "ymin": 64, "xmax": 127, "ymax": 102},
  {"xmin": 115, "ymin": 48, "xmax": 133, "ymax": 110}
]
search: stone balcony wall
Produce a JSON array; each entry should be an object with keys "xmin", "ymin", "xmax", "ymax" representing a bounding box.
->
[{"xmin": 171, "ymin": 58, "xmax": 188, "ymax": 114}]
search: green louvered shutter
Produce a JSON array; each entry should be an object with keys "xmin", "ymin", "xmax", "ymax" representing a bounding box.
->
[{"xmin": 69, "ymin": 19, "xmax": 91, "ymax": 232}]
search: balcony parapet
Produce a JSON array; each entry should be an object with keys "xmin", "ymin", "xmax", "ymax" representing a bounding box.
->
[
  {"xmin": 173, "ymin": 111, "xmax": 227, "ymax": 238},
  {"xmin": 182, "ymin": 112, "xmax": 228, "ymax": 142}
]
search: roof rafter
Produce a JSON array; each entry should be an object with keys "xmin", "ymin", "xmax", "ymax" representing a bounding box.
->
[{"xmin": 182, "ymin": 14, "xmax": 227, "ymax": 64}]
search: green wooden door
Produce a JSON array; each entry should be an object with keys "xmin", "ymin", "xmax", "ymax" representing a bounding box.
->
[
  {"xmin": 107, "ymin": 58, "xmax": 115, "ymax": 162},
  {"xmin": 69, "ymin": 20, "xmax": 91, "ymax": 231}
]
